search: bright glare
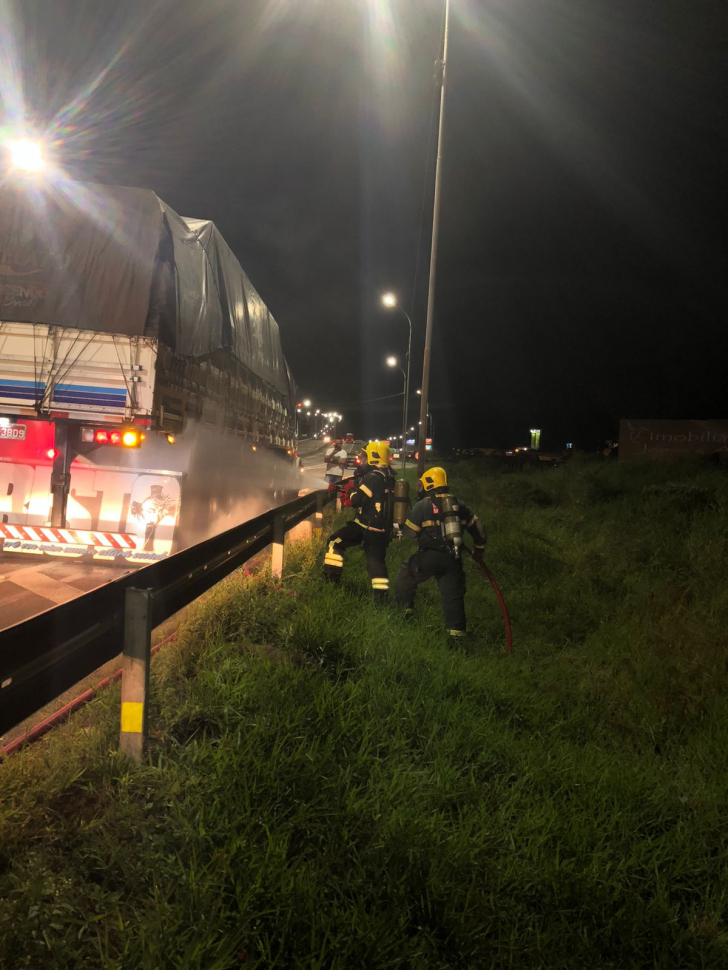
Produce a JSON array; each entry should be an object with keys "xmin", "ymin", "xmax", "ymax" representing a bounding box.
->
[
  {"xmin": 7, "ymin": 138, "xmax": 44, "ymax": 172},
  {"xmin": 382, "ymin": 292, "xmax": 397, "ymax": 307},
  {"xmin": 122, "ymin": 430, "xmax": 139, "ymax": 447},
  {"xmin": 303, "ymin": 398, "xmax": 311, "ymax": 407},
  {"xmin": 386, "ymin": 356, "xmax": 397, "ymax": 367}
]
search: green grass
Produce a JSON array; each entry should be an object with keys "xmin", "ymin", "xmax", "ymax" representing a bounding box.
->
[{"xmin": 1, "ymin": 458, "xmax": 728, "ymax": 968}]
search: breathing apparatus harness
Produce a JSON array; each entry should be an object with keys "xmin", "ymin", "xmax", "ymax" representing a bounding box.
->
[
  {"xmin": 416, "ymin": 467, "xmax": 512, "ymax": 652},
  {"xmin": 430, "ymin": 492, "xmax": 464, "ymax": 559}
]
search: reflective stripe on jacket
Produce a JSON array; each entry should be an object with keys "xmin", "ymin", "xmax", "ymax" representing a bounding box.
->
[
  {"xmin": 350, "ymin": 467, "xmax": 395, "ymax": 533},
  {"xmin": 404, "ymin": 491, "xmax": 486, "ymax": 552}
]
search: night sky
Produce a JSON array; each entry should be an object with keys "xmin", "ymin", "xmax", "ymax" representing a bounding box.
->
[{"xmin": 4, "ymin": 0, "xmax": 727, "ymax": 450}]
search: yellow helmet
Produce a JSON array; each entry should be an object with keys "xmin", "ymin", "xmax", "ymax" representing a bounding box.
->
[
  {"xmin": 364, "ymin": 440, "xmax": 392, "ymax": 467},
  {"xmin": 419, "ymin": 466, "xmax": 447, "ymax": 491}
]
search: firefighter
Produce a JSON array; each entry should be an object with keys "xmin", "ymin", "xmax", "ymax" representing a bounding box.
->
[
  {"xmin": 394, "ymin": 466, "xmax": 486, "ymax": 638},
  {"xmin": 323, "ymin": 440, "xmax": 395, "ymax": 602}
]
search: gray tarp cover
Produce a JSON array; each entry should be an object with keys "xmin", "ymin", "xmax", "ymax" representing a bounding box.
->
[{"xmin": 0, "ymin": 180, "xmax": 291, "ymax": 396}]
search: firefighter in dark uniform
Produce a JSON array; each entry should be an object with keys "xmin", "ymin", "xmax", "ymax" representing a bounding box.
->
[
  {"xmin": 323, "ymin": 440, "xmax": 395, "ymax": 602},
  {"xmin": 394, "ymin": 466, "xmax": 487, "ymax": 638}
]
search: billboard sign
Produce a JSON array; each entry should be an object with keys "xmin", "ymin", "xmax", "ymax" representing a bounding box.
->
[{"xmin": 619, "ymin": 419, "xmax": 728, "ymax": 461}]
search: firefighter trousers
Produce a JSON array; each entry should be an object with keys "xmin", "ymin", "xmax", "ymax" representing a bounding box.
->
[
  {"xmin": 394, "ymin": 548, "xmax": 467, "ymax": 632},
  {"xmin": 323, "ymin": 520, "xmax": 390, "ymax": 598}
]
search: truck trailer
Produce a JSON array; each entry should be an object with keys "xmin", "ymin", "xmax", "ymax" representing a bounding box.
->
[{"xmin": 0, "ymin": 178, "xmax": 299, "ymax": 563}]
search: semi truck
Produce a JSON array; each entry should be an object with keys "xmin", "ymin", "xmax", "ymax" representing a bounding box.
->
[{"xmin": 0, "ymin": 178, "xmax": 299, "ymax": 564}]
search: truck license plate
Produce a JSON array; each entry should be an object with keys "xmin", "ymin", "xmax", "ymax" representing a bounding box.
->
[{"xmin": 0, "ymin": 424, "xmax": 27, "ymax": 440}]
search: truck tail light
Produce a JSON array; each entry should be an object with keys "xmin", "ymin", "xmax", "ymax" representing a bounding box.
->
[{"xmin": 84, "ymin": 427, "xmax": 142, "ymax": 448}]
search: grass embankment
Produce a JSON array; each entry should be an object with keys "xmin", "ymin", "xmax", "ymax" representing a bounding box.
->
[{"xmin": 2, "ymin": 459, "xmax": 728, "ymax": 969}]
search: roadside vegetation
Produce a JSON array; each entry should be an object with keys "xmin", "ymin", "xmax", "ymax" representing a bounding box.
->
[{"xmin": 1, "ymin": 457, "xmax": 727, "ymax": 969}]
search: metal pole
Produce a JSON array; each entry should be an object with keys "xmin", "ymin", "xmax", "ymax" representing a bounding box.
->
[
  {"xmin": 398, "ymin": 308, "xmax": 413, "ymax": 473},
  {"xmin": 417, "ymin": 0, "xmax": 450, "ymax": 479},
  {"xmin": 399, "ymin": 367, "xmax": 407, "ymax": 473},
  {"xmin": 49, "ymin": 424, "xmax": 73, "ymax": 528},
  {"xmin": 271, "ymin": 512, "xmax": 285, "ymax": 579},
  {"xmin": 314, "ymin": 489, "xmax": 324, "ymax": 537},
  {"xmin": 120, "ymin": 588, "xmax": 153, "ymax": 763}
]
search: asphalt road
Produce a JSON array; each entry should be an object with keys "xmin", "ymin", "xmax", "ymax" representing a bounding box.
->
[{"xmin": 0, "ymin": 557, "xmax": 135, "ymax": 632}]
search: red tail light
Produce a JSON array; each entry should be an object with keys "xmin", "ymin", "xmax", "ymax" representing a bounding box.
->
[{"xmin": 85, "ymin": 426, "xmax": 142, "ymax": 448}]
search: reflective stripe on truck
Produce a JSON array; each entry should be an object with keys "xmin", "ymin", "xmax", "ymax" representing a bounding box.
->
[{"xmin": 0, "ymin": 524, "xmax": 166, "ymax": 563}]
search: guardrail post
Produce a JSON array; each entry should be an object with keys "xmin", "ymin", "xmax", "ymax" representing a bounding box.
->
[
  {"xmin": 314, "ymin": 490, "xmax": 324, "ymax": 537},
  {"xmin": 271, "ymin": 513, "xmax": 285, "ymax": 579},
  {"xmin": 120, "ymin": 588, "xmax": 153, "ymax": 763}
]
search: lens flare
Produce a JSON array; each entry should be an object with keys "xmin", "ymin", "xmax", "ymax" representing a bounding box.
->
[{"xmin": 7, "ymin": 137, "xmax": 43, "ymax": 171}]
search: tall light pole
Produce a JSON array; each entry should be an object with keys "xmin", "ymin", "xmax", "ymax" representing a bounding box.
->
[
  {"xmin": 417, "ymin": 389, "xmax": 434, "ymax": 449},
  {"xmin": 417, "ymin": 0, "xmax": 450, "ymax": 479},
  {"xmin": 386, "ymin": 355, "xmax": 408, "ymax": 470},
  {"xmin": 301, "ymin": 399, "xmax": 312, "ymax": 437},
  {"xmin": 381, "ymin": 293, "xmax": 412, "ymax": 471}
]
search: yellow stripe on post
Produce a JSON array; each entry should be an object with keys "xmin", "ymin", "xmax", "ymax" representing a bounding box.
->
[
  {"xmin": 119, "ymin": 587, "xmax": 152, "ymax": 763},
  {"xmin": 121, "ymin": 701, "xmax": 144, "ymax": 734}
]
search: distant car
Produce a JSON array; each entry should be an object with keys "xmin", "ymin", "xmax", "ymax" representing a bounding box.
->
[
  {"xmin": 344, "ymin": 432, "xmax": 355, "ymax": 443},
  {"xmin": 346, "ymin": 450, "xmax": 363, "ymax": 469}
]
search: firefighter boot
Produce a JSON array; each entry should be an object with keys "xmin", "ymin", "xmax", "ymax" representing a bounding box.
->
[{"xmin": 371, "ymin": 576, "xmax": 389, "ymax": 605}]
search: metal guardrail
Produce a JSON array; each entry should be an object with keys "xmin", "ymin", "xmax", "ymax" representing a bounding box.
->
[{"xmin": 0, "ymin": 489, "xmax": 331, "ymax": 737}]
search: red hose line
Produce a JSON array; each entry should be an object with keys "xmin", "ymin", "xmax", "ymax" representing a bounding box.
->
[
  {"xmin": 464, "ymin": 548, "xmax": 513, "ymax": 654},
  {"xmin": 0, "ymin": 631, "xmax": 178, "ymax": 762}
]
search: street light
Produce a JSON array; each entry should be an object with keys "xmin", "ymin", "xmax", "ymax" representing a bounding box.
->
[
  {"xmin": 381, "ymin": 293, "xmax": 413, "ymax": 472},
  {"xmin": 386, "ymin": 355, "xmax": 408, "ymax": 469}
]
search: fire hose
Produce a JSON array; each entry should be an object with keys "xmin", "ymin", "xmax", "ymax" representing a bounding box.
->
[{"xmin": 463, "ymin": 546, "xmax": 513, "ymax": 654}]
